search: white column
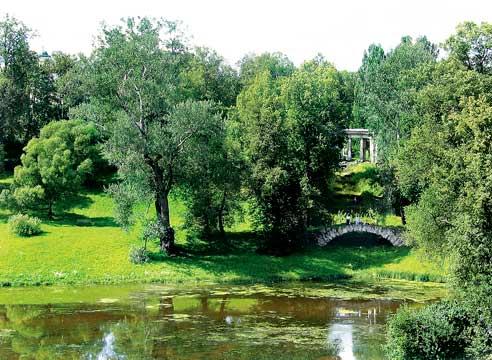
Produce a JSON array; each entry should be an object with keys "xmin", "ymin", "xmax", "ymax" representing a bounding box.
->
[
  {"xmin": 360, "ymin": 138, "xmax": 365, "ymax": 162},
  {"xmin": 347, "ymin": 137, "xmax": 352, "ymax": 161},
  {"xmin": 369, "ymin": 138, "xmax": 375, "ymax": 163},
  {"xmin": 374, "ymin": 142, "xmax": 378, "ymax": 163}
]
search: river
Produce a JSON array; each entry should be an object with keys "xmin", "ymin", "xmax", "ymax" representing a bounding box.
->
[{"xmin": 0, "ymin": 280, "xmax": 445, "ymax": 359}]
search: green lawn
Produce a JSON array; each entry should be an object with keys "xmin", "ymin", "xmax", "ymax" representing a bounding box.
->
[
  {"xmin": 0, "ymin": 166, "xmax": 447, "ymax": 287},
  {"xmin": 329, "ymin": 162, "xmax": 403, "ymax": 227},
  {"xmin": 0, "ymin": 182, "xmax": 446, "ymax": 287}
]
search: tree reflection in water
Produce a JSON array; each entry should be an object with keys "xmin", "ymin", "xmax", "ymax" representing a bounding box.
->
[{"xmin": 0, "ymin": 285, "xmax": 413, "ymax": 360}]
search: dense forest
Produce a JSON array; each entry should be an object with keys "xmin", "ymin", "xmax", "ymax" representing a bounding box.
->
[{"xmin": 1, "ymin": 15, "xmax": 492, "ymax": 358}]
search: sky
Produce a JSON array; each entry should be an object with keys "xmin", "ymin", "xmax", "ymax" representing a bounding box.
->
[{"xmin": 1, "ymin": 0, "xmax": 492, "ymax": 71}]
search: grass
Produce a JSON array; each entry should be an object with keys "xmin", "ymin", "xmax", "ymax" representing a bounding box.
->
[
  {"xmin": 0, "ymin": 167, "xmax": 447, "ymax": 288},
  {"xmin": 329, "ymin": 162, "xmax": 403, "ymax": 227}
]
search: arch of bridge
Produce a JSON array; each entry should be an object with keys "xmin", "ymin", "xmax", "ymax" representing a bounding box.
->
[{"xmin": 316, "ymin": 224, "xmax": 404, "ymax": 246}]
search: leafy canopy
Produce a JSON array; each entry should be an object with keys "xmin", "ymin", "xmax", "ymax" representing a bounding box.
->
[{"xmin": 1, "ymin": 120, "xmax": 100, "ymax": 216}]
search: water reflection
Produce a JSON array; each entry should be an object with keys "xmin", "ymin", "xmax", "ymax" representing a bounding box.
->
[
  {"xmin": 0, "ymin": 284, "xmax": 418, "ymax": 359},
  {"xmin": 330, "ymin": 324, "xmax": 354, "ymax": 360},
  {"xmin": 93, "ymin": 332, "xmax": 124, "ymax": 360}
]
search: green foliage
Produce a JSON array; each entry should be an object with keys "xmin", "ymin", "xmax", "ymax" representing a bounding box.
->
[
  {"xmin": 354, "ymin": 37, "xmax": 437, "ymax": 158},
  {"xmin": 128, "ymin": 246, "xmax": 151, "ymax": 264},
  {"xmin": 236, "ymin": 70, "xmax": 302, "ymax": 250},
  {"xmin": 80, "ymin": 17, "xmax": 229, "ymax": 253},
  {"xmin": 236, "ymin": 60, "xmax": 347, "ymax": 251},
  {"xmin": 444, "ymin": 21, "xmax": 492, "ymax": 74},
  {"xmin": 0, "ymin": 143, "xmax": 5, "ymax": 172},
  {"xmin": 2, "ymin": 119, "xmax": 101, "ymax": 217},
  {"xmin": 8, "ymin": 214, "xmax": 41, "ymax": 237},
  {"xmin": 387, "ymin": 22, "xmax": 492, "ymax": 360},
  {"xmin": 0, "ymin": 175, "xmax": 446, "ymax": 287},
  {"xmin": 0, "ymin": 185, "xmax": 45, "ymax": 213},
  {"xmin": 386, "ymin": 300, "xmax": 472, "ymax": 360},
  {"xmin": 239, "ymin": 52, "xmax": 295, "ymax": 85},
  {"xmin": 457, "ymin": 284, "xmax": 492, "ymax": 357},
  {"xmin": 0, "ymin": 15, "xmax": 67, "ymax": 164},
  {"xmin": 178, "ymin": 107, "xmax": 244, "ymax": 239},
  {"xmin": 282, "ymin": 59, "xmax": 348, "ymax": 219},
  {"xmin": 182, "ymin": 47, "xmax": 240, "ymax": 108},
  {"xmin": 400, "ymin": 98, "xmax": 492, "ymax": 289}
]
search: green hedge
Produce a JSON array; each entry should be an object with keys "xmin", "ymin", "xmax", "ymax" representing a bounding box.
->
[{"xmin": 386, "ymin": 300, "xmax": 472, "ymax": 359}]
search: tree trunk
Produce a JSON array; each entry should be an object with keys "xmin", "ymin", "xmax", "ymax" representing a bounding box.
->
[
  {"xmin": 148, "ymin": 158, "xmax": 175, "ymax": 255},
  {"xmin": 155, "ymin": 191, "xmax": 175, "ymax": 254},
  {"xmin": 400, "ymin": 203, "xmax": 407, "ymax": 225},
  {"xmin": 217, "ymin": 190, "xmax": 227, "ymax": 238},
  {"xmin": 47, "ymin": 201, "xmax": 54, "ymax": 219}
]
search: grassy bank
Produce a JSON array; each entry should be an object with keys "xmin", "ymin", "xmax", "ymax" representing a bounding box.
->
[
  {"xmin": 0, "ymin": 197, "xmax": 445, "ymax": 287},
  {"xmin": 0, "ymin": 166, "xmax": 447, "ymax": 287}
]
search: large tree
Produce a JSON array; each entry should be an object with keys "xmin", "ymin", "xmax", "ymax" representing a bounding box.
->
[
  {"xmin": 182, "ymin": 47, "xmax": 240, "ymax": 109},
  {"xmin": 236, "ymin": 59, "xmax": 347, "ymax": 251},
  {"xmin": 238, "ymin": 52, "xmax": 295, "ymax": 85},
  {"xmin": 84, "ymin": 18, "xmax": 223, "ymax": 253},
  {"xmin": 282, "ymin": 59, "xmax": 347, "ymax": 226},
  {"xmin": 354, "ymin": 36, "xmax": 437, "ymax": 157},
  {"xmin": 237, "ymin": 70, "xmax": 301, "ymax": 251},
  {"xmin": 444, "ymin": 21, "xmax": 492, "ymax": 74},
  {"xmin": 0, "ymin": 15, "xmax": 61, "ymax": 167}
]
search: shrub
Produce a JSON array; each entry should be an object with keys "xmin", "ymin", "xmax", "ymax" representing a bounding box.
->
[
  {"xmin": 332, "ymin": 211, "xmax": 347, "ymax": 225},
  {"xmin": 129, "ymin": 247, "xmax": 150, "ymax": 264},
  {"xmin": 8, "ymin": 214, "xmax": 42, "ymax": 237},
  {"xmin": 385, "ymin": 300, "xmax": 473, "ymax": 360}
]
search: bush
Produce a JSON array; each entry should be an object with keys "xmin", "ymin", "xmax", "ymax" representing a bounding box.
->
[
  {"xmin": 129, "ymin": 247, "xmax": 150, "ymax": 264},
  {"xmin": 8, "ymin": 214, "xmax": 42, "ymax": 237},
  {"xmin": 386, "ymin": 300, "xmax": 473, "ymax": 360}
]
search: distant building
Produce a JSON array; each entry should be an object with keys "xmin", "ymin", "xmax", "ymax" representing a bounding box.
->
[{"xmin": 38, "ymin": 51, "xmax": 51, "ymax": 63}]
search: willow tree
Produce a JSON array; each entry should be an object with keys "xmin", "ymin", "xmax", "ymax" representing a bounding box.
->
[{"xmin": 86, "ymin": 18, "xmax": 222, "ymax": 253}]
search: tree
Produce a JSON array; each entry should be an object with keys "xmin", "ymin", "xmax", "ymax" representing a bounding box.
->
[
  {"xmin": 177, "ymin": 48, "xmax": 243, "ymax": 238},
  {"xmin": 0, "ymin": 120, "xmax": 101, "ymax": 217},
  {"xmin": 352, "ymin": 44, "xmax": 385, "ymax": 128},
  {"xmin": 354, "ymin": 37, "xmax": 437, "ymax": 157},
  {"xmin": 182, "ymin": 47, "xmax": 240, "ymax": 109},
  {"xmin": 238, "ymin": 52, "xmax": 295, "ymax": 85},
  {"xmin": 395, "ymin": 59, "xmax": 492, "ymax": 207},
  {"xmin": 236, "ymin": 60, "xmax": 347, "ymax": 252},
  {"xmin": 85, "ymin": 18, "xmax": 223, "ymax": 253},
  {"xmin": 399, "ymin": 97, "xmax": 492, "ymax": 288},
  {"xmin": 444, "ymin": 21, "xmax": 492, "ymax": 74},
  {"xmin": 237, "ymin": 71, "xmax": 301, "ymax": 251},
  {"xmin": 0, "ymin": 15, "xmax": 59, "ymax": 167},
  {"xmin": 353, "ymin": 37, "xmax": 438, "ymax": 222},
  {"xmin": 179, "ymin": 119, "xmax": 244, "ymax": 238},
  {"xmin": 43, "ymin": 51, "xmax": 78, "ymax": 119},
  {"xmin": 282, "ymin": 60, "xmax": 347, "ymax": 225}
]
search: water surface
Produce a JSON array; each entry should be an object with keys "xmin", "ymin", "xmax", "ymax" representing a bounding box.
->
[{"xmin": 0, "ymin": 281, "xmax": 444, "ymax": 359}]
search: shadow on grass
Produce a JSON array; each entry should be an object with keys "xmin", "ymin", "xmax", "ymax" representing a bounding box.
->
[
  {"xmin": 47, "ymin": 213, "xmax": 117, "ymax": 227},
  {"xmin": 144, "ymin": 229, "xmax": 412, "ymax": 283},
  {"xmin": 0, "ymin": 211, "xmax": 9, "ymax": 223},
  {"xmin": 36, "ymin": 192, "xmax": 117, "ymax": 227},
  {"xmin": 182, "ymin": 231, "xmax": 262, "ymax": 255}
]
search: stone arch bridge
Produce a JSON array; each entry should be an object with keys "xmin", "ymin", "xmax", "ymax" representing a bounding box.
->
[{"xmin": 316, "ymin": 224, "xmax": 404, "ymax": 247}]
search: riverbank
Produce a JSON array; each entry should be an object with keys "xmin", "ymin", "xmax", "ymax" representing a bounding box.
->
[
  {"xmin": 0, "ymin": 196, "xmax": 445, "ymax": 287},
  {"xmin": 0, "ymin": 168, "xmax": 446, "ymax": 288}
]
